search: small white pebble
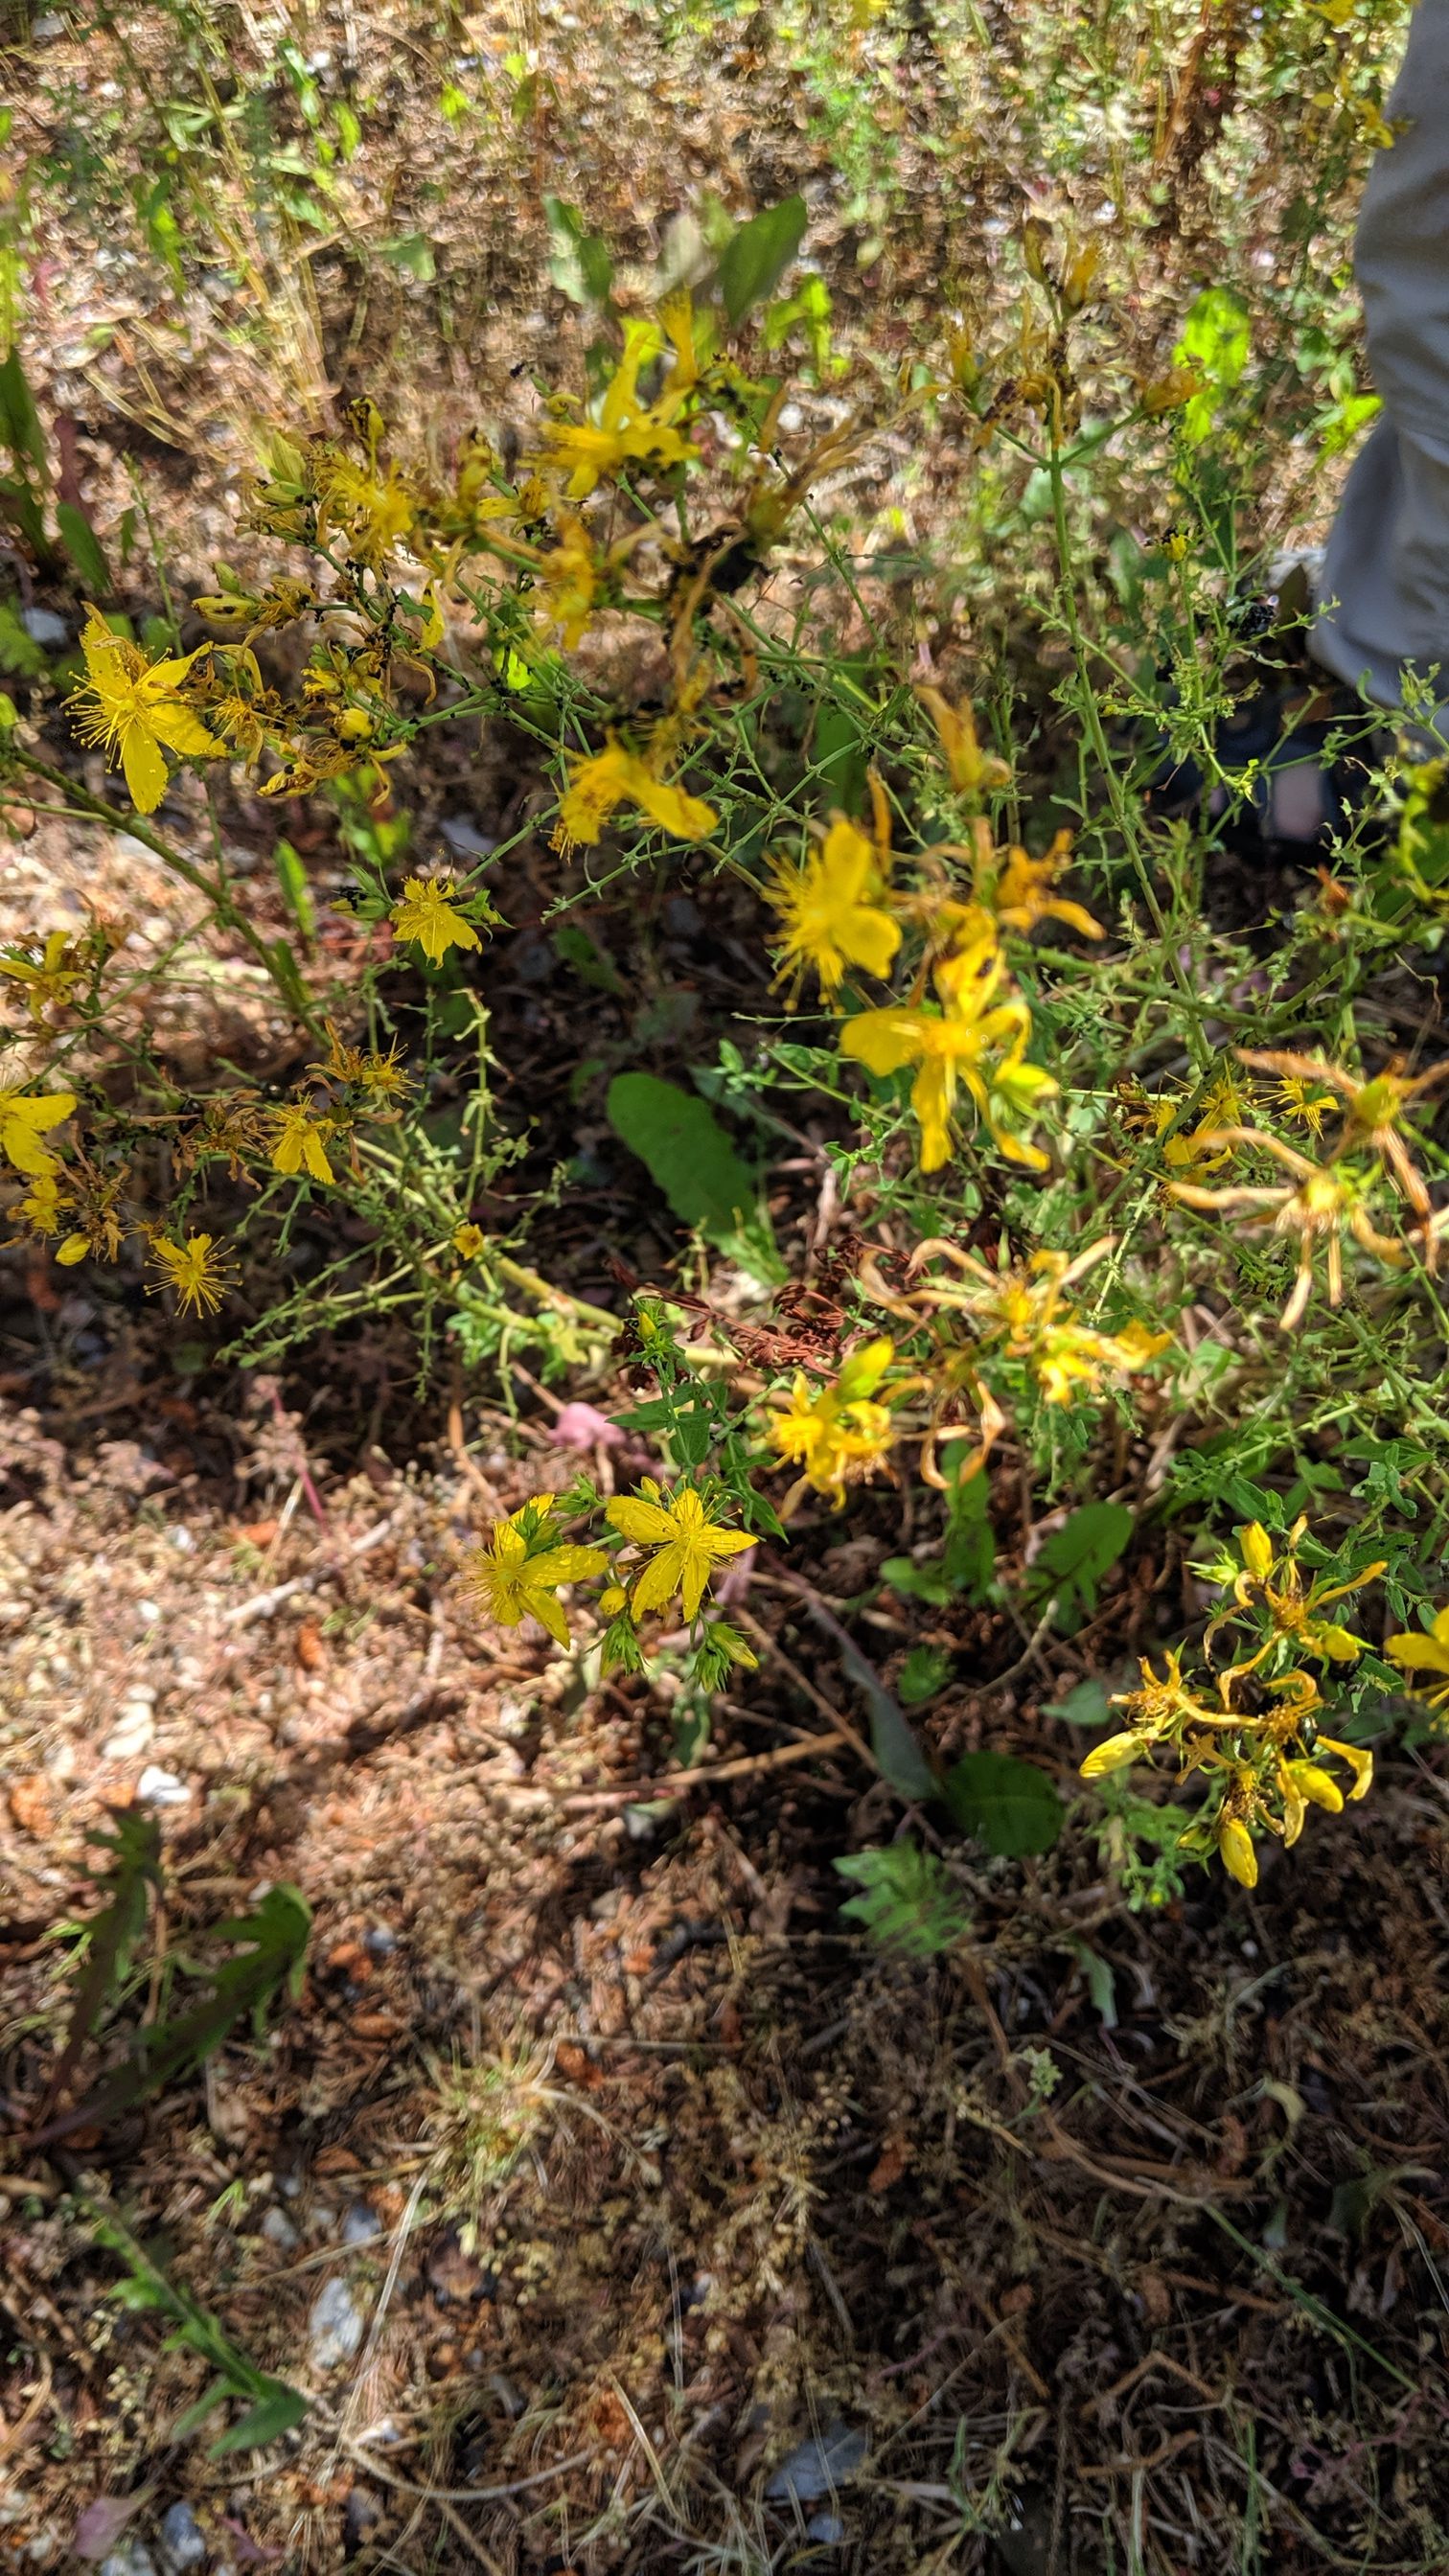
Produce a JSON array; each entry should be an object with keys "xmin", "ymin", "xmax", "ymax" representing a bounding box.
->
[{"xmin": 136, "ymin": 1766, "xmax": 188, "ymax": 1808}]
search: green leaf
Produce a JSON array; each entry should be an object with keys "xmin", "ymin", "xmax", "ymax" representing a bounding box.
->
[
  {"xmin": 379, "ymin": 231, "xmax": 436, "ymax": 283},
  {"xmin": 1046, "ymin": 1677, "xmax": 1116, "ymax": 1729},
  {"xmin": 273, "ymin": 839, "xmax": 315, "ymax": 942},
  {"xmin": 897, "ymin": 1644, "xmax": 951, "ymax": 1707},
  {"xmin": 1023, "ymin": 1502, "xmax": 1133, "ymax": 1633},
  {"xmin": 717, "ymin": 195, "xmax": 808, "ymax": 328},
  {"xmin": 945, "ymin": 1751, "xmax": 1064, "ymax": 1859},
  {"xmin": 943, "ymin": 1460, "xmax": 996, "ymax": 1601},
  {"xmin": 209, "ymin": 2381, "xmax": 309, "ymax": 2455},
  {"xmin": 0, "ymin": 345, "xmax": 47, "ymax": 483},
  {"xmin": 544, "ymin": 198, "xmax": 615, "ymax": 308},
  {"xmin": 55, "ymin": 500, "xmax": 111, "ymax": 596},
  {"xmin": 880, "ymin": 1554, "xmax": 953, "ymax": 1606},
  {"xmin": 1173, "ymin": 287, "xmax": 1250, "ymax": 445},
  {"xmin": 606, "ymin": 1072, "xmax": 781, "ymax": 1278},
  {"xmin": 835, "ymin": 1843, "xmax": 971, "ymax": 1955},
  {"xmin": 553, "ymin": 924, "xmax": 625, "ymax": 994}
]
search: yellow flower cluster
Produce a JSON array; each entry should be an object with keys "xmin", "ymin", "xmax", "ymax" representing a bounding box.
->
[
  {"xmin": 762, "ymin": 713, "xmax": 1098, "ymax": 1175},
  {"xmin": 765, "ymin": 1337, "xmax": 896, "ymax": 1508},
  {"xmin": 880, "ymin": 1233, "xmax": 1168, "ymax": 1483},
  {"xmin": 1079, "ymin": 1520, "xmax": 1382, "ymax": 1885},
  {"xmin": 1167, "ymin": 1044, "xmax": 1447, "ymax": 1331},
  {"xmin": 463, "ymin": 1478, "xmax": 754, "ymax": 1649}
]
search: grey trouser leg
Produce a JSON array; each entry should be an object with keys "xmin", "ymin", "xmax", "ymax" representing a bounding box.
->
[{"xmin": 1314, "ymin": 0, "xmax": 1449, "ymax": 728}]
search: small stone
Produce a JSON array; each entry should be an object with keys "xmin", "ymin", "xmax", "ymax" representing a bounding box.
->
[
  {"xmin": 765, "ymin": 2423, "xmax": 867, "ymax": 2505},
  {"xmin": 440, "ymin": 816, "xmax": 496, "ymax": 859},
  {"xmin": 260, "ymin": 2206, "xmax": 299, "ymax": 2252},
  {"xmin": 104, "ymin": 1701, "xmax": 156, "ymax": 1760},
  {"xmin": 99, "ymin": 2544, "xmax": 158, "ymax": 2576},
  {"xmin": 135, "ymin": 1767, "xmax": 188, "ymax": 1809},
  {"xmin": 31, "ymin": 12, "xmax": 66, "ymax": 37},
  {"xmin": 806, "ymin": 2512, "xmax": 844, "ymax": 2544},
  {"xmin": 156, "ymin": 2501, "xmax": 207, "ymax": 2572},
  {"xmin": 21, "ymin": 607, "xmax": 68, "ymax": 647},
  {"xmin": 309, "ymin": 2277, "xmax": 366, "ymax": 2369},
  {"xmin": 363, "ymin": 1924, "xmax": 396, "ymax": 1958},
  {"xmin": 341, "ymin": 2200, "xmax": 382, "ymax": 2246},
  {"xmin": 136, "ymin": 1599, "xmax": 162, "ymax": 1626}
]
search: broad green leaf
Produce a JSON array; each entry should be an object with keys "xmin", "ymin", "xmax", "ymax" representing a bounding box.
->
[
  {"xmin": 606, "ymin": 1072, "xmax": 781, "ymax": 1278},
  {"xmin": 881, "ymin": 1554, "xmax": 953, "ymax": 1606},
  {"xmin": 945, "ymin": 1751, "xmax": 1064, "ymax": 1858},
  {"xmin": 1023, "ymin": 1501, "xmax": 1134, "ymax": 1633},
  {"xmin": 1046, "ymin": 1677, "xmax": 1116, "ymax": 1729},
  {"xmin": 1173, "ymin": 287, "xmax": 1249, "ymax": 446},
  {"xmin": 55, "ymin": 500, "xmax": 110, "ymax": 595},
  {"xmin": 209, "ymin": 2381, "xmax": 308, "ymax": 2456},
  {"xmin": 717, "ymin": 195, "xmax": 807, "ymax": 328},
  {"xmin": 380, "ymin": 231, "xmax": 436, "ymax": 283},
  {"xmin": 544, "ymin": 197, "xmax": 615, "ymax": 308},
  {"xmin": 897, "ymin": 1644, "xmax": 952, "ymax": 1707}
]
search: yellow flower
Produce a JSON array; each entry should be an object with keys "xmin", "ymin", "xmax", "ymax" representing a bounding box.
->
[
  {"xmin": 268, "ymin": 1102, "xmax": 335, "ymax": 1184},
  {"xmin": 148, "ymin": 1230, "xmax": 236, "ymax": 1318},
  {"xmin": 0, "ymin": 1087, "xmax": 77, "ymax": 1178},
  {"xmin": 554, "ymin": 737, "xmax": 718, "ymax": 851},
  {"xmin": 840, "ymin": 930, "xmax": 1055, "ymax": 1172},
  {"xmin": 917, "ymin": 687, "xmax": 1011, "ymax": 797},
  {"xmin": 452, "ymin": 1222, "xmax": 486, "ymax": 1261},
  {"xmin": 1385, "ymin": 1604, "xmax": 1449, "ymax": 1714},
  {"xmin": 766, "ymin": 814, "xmax": 901, "ymax": 1000},
  {"xmin": 538, "ymin": 513, "xmax": 601, "ymax": 650},
  {"xmin": 0, "ymin": 932, "xmax": 86, "ymax": 1025},
  {"xmin": 599, "ymin": 1584, "xmax": 630, "ymax": 1620},
  {"xmin": 65, "ymin": 608, "xmax": 224, "ymax": 814},
  {"xmin": 605, "ymin": 1477, "xmax": 753, "ymax": 1622},
  {"xmin": 538, "ymin": 317, "xmax": 697, "ymax": 498},
  {"xmin": 1216, "ymin": 1515, "xmax": 1385, "ymax": 1671},
  {"xmin": 389, "ymin": 876, "xmax": 483, "ymax": 967},
  {"xmin": 311, "ymin": 448, "xmax": 416, "ymax": 567},
  {"xmin": 767, "ymin": 1338, "xmax": 895, "ymax": 1506},
  {"xmin": 465, "ymin": 1495, "xmax": 609, "ymax": 1647},
  {"xmin": 1276, "ymin": 1076, "xmax": 1337, "ymax": 1138},
  {"xmin": 1109, "ymin": 1646, "xmax": 1220, "ymax": 1744}
]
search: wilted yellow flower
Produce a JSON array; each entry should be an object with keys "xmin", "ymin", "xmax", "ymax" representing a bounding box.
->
[
  {"xmin": 148, "ymin": 1231, "xmax": 236, "ymax": 1318},
  {"xmin": 268, "ymin": 1102, "xmax": 335, "ymax": 1184},
  {"xmin": 1218, "ymin": 1810, "xmax": 1258, "ymax": 1888},
  {"xmin": 65, "ymin": 608, "xmax": 224, "ymax": 814},
  {"xmin": 555, "ymin": 737, "xmax": 717, "ymax": 851},
  {"xmin": 606, "ymin": 1478, "xmax": 753, "ymax": 1622},
  {"xmin": 0, "ymin": 1087, "xmax": 77, "ymax": 1179},
  {"xmin": 1237, "ymin": 1044, "xmax": 1447, "ymax": 1229},
  {"xmin": 389, "ymin": 875, "xmax": 483, "ymax": 967},
  {"xmin": 917, "ymin": 687, "xmax": 1011, "ymax": 797},
  {"xmin": 465, "ymin": 1494, "xmax": 608, "ymax": 1647},
  {"xmin": 767, "ymin": 1338, "xmax": 895, "ymax": 1506},
  {"xmin": 765, "ymin": 813, "xmax": 900, "ymax": 1000},
  {"xmin": 840, "ymin": 930, "xmax": 1055, "ymax": 1172},
  {"xmin": 1170, "ymin": 1127, "xmax": 1404, "ymax": 1330}
]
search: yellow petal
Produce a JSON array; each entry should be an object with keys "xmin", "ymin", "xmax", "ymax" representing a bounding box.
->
[
  {"xmin": 1239, "ymin": 1522, "xmax": 1274, "ymax": 1580},
  {"xmin": 120, "ymin": 724, "xmax": 170, "ymax": 814},
  {"xmin": 632, "ymin": 1544, "xmax": 685, "ymax": 1620},
  {"xmin": 1218, "ymin": 1817, "xmax": 1258, "ymax": 1888},
  {"xmin": 526, "ymin": 1585, "xmax": 572, "ymax": 1647},
  {"xmin": 1080, "ymin": 1729, "xmax": 1149, "ymax": 1781},
  {"xmin": 1385, "ymin": 1631, "xmax": 1449, "ymax": 1675},
  {"xmin": 607, "ymin": 1494, "xmax": 680, "ymax": 1546},
  {"xmin": 527, "ymin": 1545, "xmax": 610, "ymax": 1585},
  {"xmin": 56, "ymin": 1232, "xmax": 89, "ymax": 1265},
  {"xmin": 840, "ymin": 1005, "xmax": 927, "ymax": 1079}
]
